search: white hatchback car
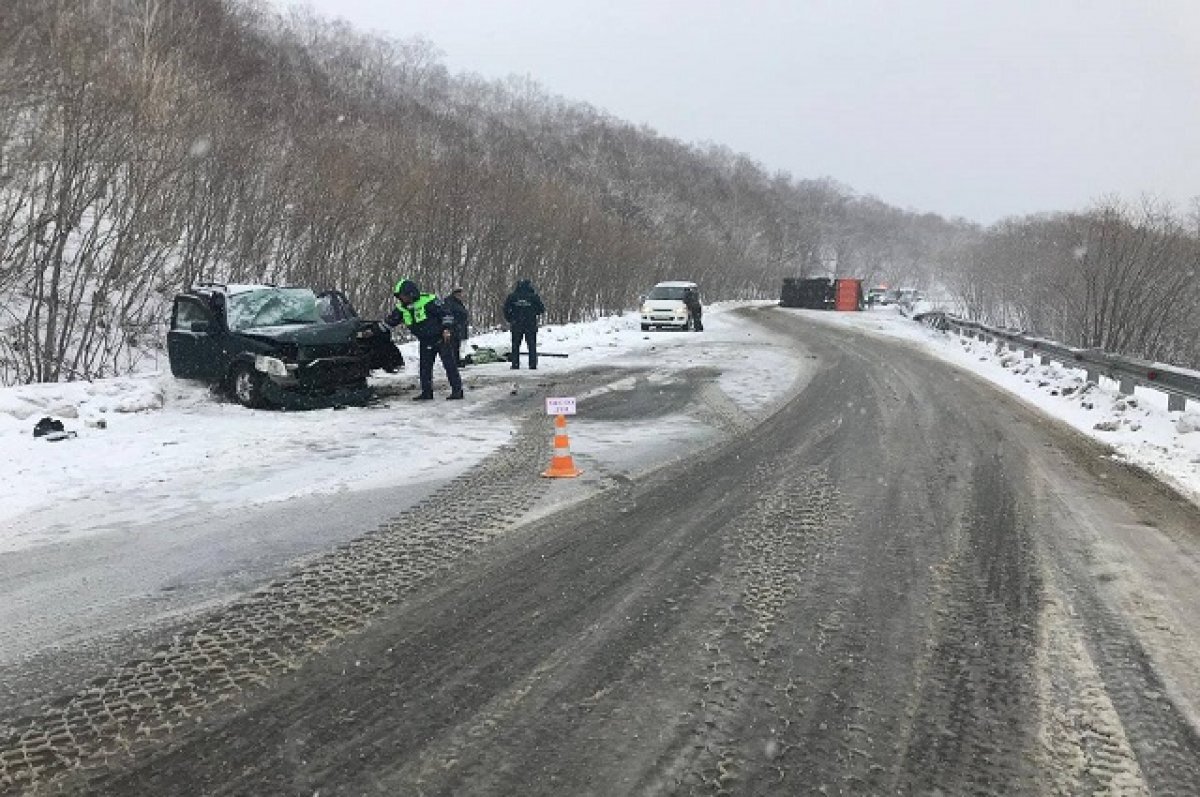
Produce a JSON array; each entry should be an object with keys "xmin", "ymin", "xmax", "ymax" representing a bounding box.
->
[{"xmin": 640, "ymin": 281, "xmax": 699, "ymax": 331}]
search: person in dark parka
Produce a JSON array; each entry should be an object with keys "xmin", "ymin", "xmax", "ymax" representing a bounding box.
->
[
  {"xmin": 444, "ymin": 287, "xmax": 470, "ymax": 366},
  {"xmin": 503, "ymin": 279, "xmax": 545, "ymax": 369},
  {"xmin": 683, "ymin": 287, "xmax": 703, "ymax": 331},
  {"xmin": 383, "ymin": 279, "xmax": 464, "ymax": 400}
]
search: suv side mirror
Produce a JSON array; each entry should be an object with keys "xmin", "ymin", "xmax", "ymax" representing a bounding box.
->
[{"xmin": 191, "ymin": 320, "xmax": 213, "ymax": 334}]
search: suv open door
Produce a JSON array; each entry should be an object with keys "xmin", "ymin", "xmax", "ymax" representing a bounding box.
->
[{"xmin": 168, "ymin": 294, "xmax": 224, "ymax": 379}]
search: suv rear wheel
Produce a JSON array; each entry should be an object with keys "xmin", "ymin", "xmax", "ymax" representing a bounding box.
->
[{"xmin": 231, "ymin": 364, "xmax": 266, "ymax": 408}]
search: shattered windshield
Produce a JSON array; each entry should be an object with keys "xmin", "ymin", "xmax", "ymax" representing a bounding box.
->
[{"xmin": 226, "ymin": 288, "xmax": 321, "ymax": 330}]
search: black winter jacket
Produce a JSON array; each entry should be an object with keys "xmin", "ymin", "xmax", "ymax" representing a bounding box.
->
[
  {"xmin": 503, "ymin": 282, "xmax": 545, "ymax": 329},
  {"xmin": 444, "ymin": 294, "xmax": 470, "ymax": 339}
]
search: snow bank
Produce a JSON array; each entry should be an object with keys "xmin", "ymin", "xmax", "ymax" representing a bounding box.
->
[
  {"xmin": 0, "ymin": 376, "xmax": 181, "ymax": 426},
  {"xmin": 1179, "ymin": 412, "xmax": 1200, "ymax": 435}
]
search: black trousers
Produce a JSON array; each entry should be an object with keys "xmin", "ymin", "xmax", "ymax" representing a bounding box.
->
[
  {"xmin": 688, "ymin": 306, "xmax": 703, "ymax": 331},
  {"xmin": 418, "ymin": 338, "xmax": 463, "ymax": 395},
  {"xmin": 511, "ymin": 326, "xmax": 538, "ymax": 368}
]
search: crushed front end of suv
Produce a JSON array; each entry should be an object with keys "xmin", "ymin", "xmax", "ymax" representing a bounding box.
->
[{"xmin": 167, "ymin": 284, "xmax": 379, "ymax": 409}]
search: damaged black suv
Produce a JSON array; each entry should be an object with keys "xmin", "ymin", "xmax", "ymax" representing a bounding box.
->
[{"xmin": 167, "ymin": 283, "xmax": 401, "ymax": 409}]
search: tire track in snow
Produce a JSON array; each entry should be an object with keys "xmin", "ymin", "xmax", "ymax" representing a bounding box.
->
[{"xmin": 0, "ymin": 413, "xmax": 552, "ymax": 794}]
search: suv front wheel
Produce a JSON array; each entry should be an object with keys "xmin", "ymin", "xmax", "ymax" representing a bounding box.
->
[{"xmin": 231, "ymin": 364, "xmax": 266, "ymax": 408}]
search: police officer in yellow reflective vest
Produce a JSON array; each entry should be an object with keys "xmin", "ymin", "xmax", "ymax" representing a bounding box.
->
[{"xmin": 382, "ymin": 279, "xmax": 464, "ymax": 400}]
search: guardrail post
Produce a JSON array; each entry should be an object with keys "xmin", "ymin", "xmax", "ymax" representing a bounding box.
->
[
  {"xmin": 1023, "ymin": 349, "xmax": 1034, "ymax": 359},
  {"xmin": 1119, "ymin": 377, "xmax": 1135, "ymax": 395},
  {"xmin": 1040, "ymin": 355, "xmax": 1051, "ymax": 366},
  {"xmin": 1168, "ymin": 394, "xmax": 1187, "ymax": 412},
  {"xmin": 1086, "ymin": 366, "xmax": 1100, "ymax": 384}
]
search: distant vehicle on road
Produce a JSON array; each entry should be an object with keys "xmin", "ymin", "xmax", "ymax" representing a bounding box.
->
[
  {"xmin": 640, "ymin": 281, "xmax": 699, "ymax": 330},
  {"xmin": 871, "ymin": 287, "xmax": 923, "ymax": 306},
  {"xmin": 780, "ymin": 277, "xmax": 834, "ymax": 309},
  {"xmin": 780, "ymin": 277, "xmax": 862, "ymax": 310},
  {"xmin": 167, "ymin": 283, "xmax": 397, "ymax": 409}
]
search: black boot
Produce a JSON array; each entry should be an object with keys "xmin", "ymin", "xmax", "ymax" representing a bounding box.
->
[
  {"xmin": 447, "ymin": 390, "xmax": 464, "ymax": 400},
  {"xmin": 412, "ymin": 392, "xmax": 434, "ymax": 401}
]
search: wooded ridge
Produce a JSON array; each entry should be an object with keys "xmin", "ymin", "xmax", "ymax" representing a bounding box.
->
[{"xmin": 0, "ymin": 0, "xmax": 1195, "ymax": 384}]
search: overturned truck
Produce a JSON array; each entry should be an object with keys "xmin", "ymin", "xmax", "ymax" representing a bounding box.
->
[{"xmin": 779, "ymin": 277, "xmax": 863, "ymax": 311}]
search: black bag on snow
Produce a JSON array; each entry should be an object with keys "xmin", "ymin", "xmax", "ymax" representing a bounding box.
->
[{"xmin": 33, "ymin": 417, "xmax": 65, "ymax": 438}]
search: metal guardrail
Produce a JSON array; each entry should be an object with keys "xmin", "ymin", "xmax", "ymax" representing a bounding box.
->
[{"xmin": 915, "ymin": 312, "xmax": 1200, "ymax": 412}]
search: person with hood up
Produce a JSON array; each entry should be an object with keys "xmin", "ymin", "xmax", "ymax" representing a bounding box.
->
[
  {"xmin": 683, "ymin": 286, "xmax": 703, "ymax": 331},
  {"xmin": 382, "ymin": 279, "xmax": 464, "ymax": 400},
  {"xmin": 443, "ymin": 287, "xmax": 470, "ymax": 366},
  {"xmin": 503, "ymin": 279, "xmax": 545, "ymax": 369}
]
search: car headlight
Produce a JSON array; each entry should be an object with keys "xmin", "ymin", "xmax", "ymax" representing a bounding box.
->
[
  {"xmin": 254, "ymin": 355, "xmax": 290, "ymax": 377},
  {"xmin": 640, "ymin": 304, "xmax": 651, "ymax": 315}
]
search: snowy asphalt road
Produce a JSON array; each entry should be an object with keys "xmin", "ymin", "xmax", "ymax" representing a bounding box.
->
[{"xmin": 6, "ymin": 307, "xmax": 1200, "ymax": 795}]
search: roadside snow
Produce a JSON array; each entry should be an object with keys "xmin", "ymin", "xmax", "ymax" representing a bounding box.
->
[
  {"xmin": 0, "ymin": 302, "xmax": 800, "ymax": 554},
  {"xmin": 790, "ymin": 306, "xmax": 1200, "ymax": 505},
  {"xmin": 0, "ymin": 383, "xmax": 515, "ymax": 553}
]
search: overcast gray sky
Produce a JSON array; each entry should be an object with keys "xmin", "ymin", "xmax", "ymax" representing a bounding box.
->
[{"xmin": 275, "ymin": 0, "xmax": 1200, "ymax": 224}]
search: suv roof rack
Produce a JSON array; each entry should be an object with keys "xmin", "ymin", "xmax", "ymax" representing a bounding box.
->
[{"xmin": 188, "ymin": 282, "xmax": 283, "ymax": 293}]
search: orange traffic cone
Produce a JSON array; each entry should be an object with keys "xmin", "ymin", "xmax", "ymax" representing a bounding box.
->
[{"xmin": 542, "ymin": 414, "xmax": 582, "ymax": 478}]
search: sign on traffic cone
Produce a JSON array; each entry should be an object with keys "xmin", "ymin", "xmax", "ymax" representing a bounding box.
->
[{"xmin": 542, "ymin": 413, "xmax": 582, "ymax": 478}]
